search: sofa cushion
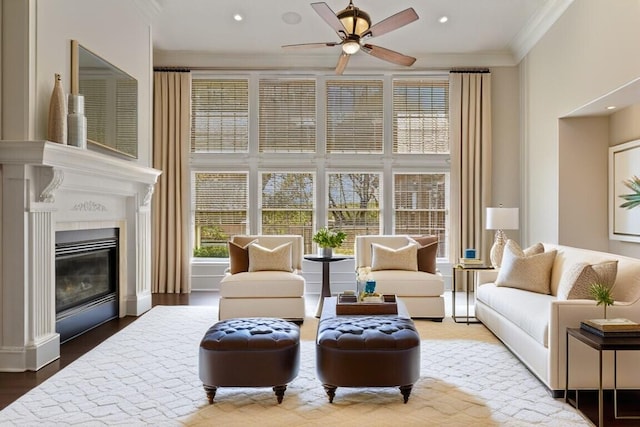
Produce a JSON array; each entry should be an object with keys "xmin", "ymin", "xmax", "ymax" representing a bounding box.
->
[
  {"xmin": 495, "ymin": 240, "xmax": 557, "ymax": 294},
  {"xmin": 371, "ymin": 242, "xmax": 418, "ymax": 271},
  {"xmin": 228, "ymin": 239, "xmax": 257, "ymax": 274},
  {"xmin": 410, "ymin": 236, "xmax": 438, "ymax": 274},
  {"xmin": 556, "ymin": 260, "xmax": 618, "ymax": 300},
  {"xmin": 248, "ymin": 242, "xmax": 293, "ymax": 272},
  {"xmin": 220, "ymin": 271, "xmax": 304, "ymax": 297},
  {"xmin": 477, "ymin": 283, "xmax": 552, "ymax": 347}
]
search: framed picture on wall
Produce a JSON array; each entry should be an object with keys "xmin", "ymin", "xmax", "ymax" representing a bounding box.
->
[{"xmin": 609, "ymin": 139, "xmax": 640, "ymax": 242}]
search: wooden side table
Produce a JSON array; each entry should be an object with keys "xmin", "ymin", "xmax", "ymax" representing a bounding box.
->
[
  {"xmin": 451, "ymin": 264, "xmax": 494, "ymax": 324},
  {"xmin": 565, "ymin": 327, "xmax": 640, "ymax": 427},
  {"xmin": 304, "ymin": 256, "xmax": 350, "ymax": 317}
]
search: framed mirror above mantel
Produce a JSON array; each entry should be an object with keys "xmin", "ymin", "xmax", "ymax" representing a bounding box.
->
[{"xmin": 71, "ymin": 40, "xmax": 138, "ymax": 159}]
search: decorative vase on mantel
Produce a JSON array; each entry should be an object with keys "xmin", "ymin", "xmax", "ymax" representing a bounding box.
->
[
  {"xmin": 67, "ymin": 93, "xmax": 87, "ymax": 148},
  {"xmin": 48, "ymin": 73, "xmax": 67, "ymax": 144}
]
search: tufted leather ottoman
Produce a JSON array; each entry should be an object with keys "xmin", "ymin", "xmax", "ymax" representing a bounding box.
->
[
  {"xmin": 316, "ymin": 303, "xmax": 420, "ymax": 403},
  {"xmin": 199, "ymin": 317, "xmax": 300, "ymax": 404}
]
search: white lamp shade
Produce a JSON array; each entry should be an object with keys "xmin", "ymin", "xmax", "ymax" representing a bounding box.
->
[{"xmin": 486, "ymin": 207, "xmax": 519, "ymax": 230}]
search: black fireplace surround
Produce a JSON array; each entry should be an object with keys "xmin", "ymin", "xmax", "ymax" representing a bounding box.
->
[{"xmin": 55, "ymin": 228, "xmax": 119, "ymax": 343}]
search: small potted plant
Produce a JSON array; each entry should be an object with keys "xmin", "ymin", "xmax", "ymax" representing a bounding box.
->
[
  {"xmin": 589, "ymin": 283, "xmax": 614, "ymax": 319},
  {"xmin": 313, "ymin": 226, "xmax": 347, "ymax": 258}
]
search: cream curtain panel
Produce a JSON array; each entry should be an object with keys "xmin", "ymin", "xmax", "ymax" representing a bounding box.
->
[
  {"xmin": 152, "ymin": 71, "xmax": 192, "ymax": 293},
  {"xmin": 449, "ymin": 71, "xmax": 492, "ymax": 263}
]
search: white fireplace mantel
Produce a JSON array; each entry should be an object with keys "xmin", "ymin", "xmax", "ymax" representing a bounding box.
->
[{"xmin": 0, "ymin": 140, "xmax": 161, "ymax": 372}]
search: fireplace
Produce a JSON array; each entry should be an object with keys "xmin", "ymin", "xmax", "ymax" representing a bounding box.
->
[{"xmin": 55, "ymin": 228, "xmax": 119, "ymax": 343}]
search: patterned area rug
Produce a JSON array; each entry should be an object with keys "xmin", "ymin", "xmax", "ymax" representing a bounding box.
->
[{"xmin": 0, "ymin": 306, "xmax": 588, "ymax": 426}]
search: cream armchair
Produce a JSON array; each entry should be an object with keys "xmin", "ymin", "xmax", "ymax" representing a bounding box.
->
[
  {"xmin": 355, "ymin": 235, "xmax": 444, "ymax": 320},
  {"xmin": 218, "ymin": 235, "xmax": 305, "ymax": 322}
]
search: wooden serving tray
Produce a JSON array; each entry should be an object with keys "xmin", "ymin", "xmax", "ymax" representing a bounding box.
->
[{"xmin": 336, "ymin": 294, "xmax": 398, "ymax": 315}]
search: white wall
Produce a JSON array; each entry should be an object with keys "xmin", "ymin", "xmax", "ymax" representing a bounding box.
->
[
  {"xmin": 491, "ymin": 66, "xmax": 521, "ymax": 244},
  {"xmin": 3, "ymin": 0, "xmax": 153, "ymax": 166},
  {"xmin": 558, "ymin": 116, "xmax": 609, "ymax": 250},
  {"xmin": 521, "ymin": 0, "xmax": 640, "ymax": 258}
]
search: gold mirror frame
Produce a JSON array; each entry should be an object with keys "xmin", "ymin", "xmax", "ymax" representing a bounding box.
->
[{"xmin": 71, "ymin": 40, "xmax": 138, "ymax": 158}]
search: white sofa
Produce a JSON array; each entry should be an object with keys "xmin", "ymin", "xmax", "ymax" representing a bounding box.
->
[
  {"xmin": 218, "ymin": 235, "xmax": 305, "ymax": 322},
  {"xmin": 475, "ymin": 243, "xmax": 640, "ymax": 395},
  {"xmin": 355, "ymin": 235, "xmax": 445, "ymax": 320}
]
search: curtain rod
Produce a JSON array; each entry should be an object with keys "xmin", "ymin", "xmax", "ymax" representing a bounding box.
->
[
  {"xmin": 450, "ymin": 68, "xmax": 490, "ymax": 74},
  {"xmin": 153, "ymin": 67, "xmax": 191, "ymax": 73}
]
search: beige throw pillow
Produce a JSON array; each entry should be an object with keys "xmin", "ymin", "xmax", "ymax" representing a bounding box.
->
[
  {"xmin": 248, "ymin": 242, "xmax": 293, "ymax": 272},
  {"xmin": 495, "ymin": 240, "xmax": 557, "ymax": 294},
  {"xmin": 371, "ymin": 242, "xmax": 418, "ymax": 271},
  {"xmin": 557, "ymin": 260, "xmax": 618, "ymax": 300}
]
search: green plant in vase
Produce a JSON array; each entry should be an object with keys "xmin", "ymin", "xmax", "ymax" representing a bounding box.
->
[
  {"xmin": 313, "ymin": 227, "xmax": 347, "ymax": 257},
  {"xmin": 589, "ymin": 283, "xmax": 614, "ymax": 319}
]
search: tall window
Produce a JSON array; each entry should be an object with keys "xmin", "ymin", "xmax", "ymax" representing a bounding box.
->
[
  {"xmin": 193, "ymin": 172, "xmax": 248, "ymax": 257},
  {"xmin": 190, "ymin": 75, "xmax": 450, "ymax": 260},
  {"xmin": 259, "ymin": 79, "xmax": 316, "ymax": 153},
  {"xmin": 393, "ymin": 79, "xmax": 449, "ymax": 153},
  {"xmin": 394, "ymin": 173, "xmax": 447, "ymax": 257},
  {"xmin": 328, "ymin": 173, "xmax": 381, "ymax": 253},
  {"xmin": 326, "ymin": 79, "xmax": 383, "ymax": 153},
  {"xmin": 261, "ymin": 172, "xmax": 315, "ymax": 253},
  {"xmin": 191, "ymin": 79, "xmax": 248, "ymax": 153}
]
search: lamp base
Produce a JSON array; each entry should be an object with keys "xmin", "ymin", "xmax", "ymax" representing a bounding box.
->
[{"xmin": 489, "ymin": 230, "xmax": 507, "ymax": 268}]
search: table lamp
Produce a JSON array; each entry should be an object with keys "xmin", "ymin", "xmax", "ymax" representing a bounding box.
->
[{"xmin": 486, "ymin": 206, "xmax": 519, "ymax": 268}]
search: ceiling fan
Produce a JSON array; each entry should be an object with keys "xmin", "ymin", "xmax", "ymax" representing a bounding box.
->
[{"xmin": 283, "ymin": 1, "xmax": 419, "ymax": 75}]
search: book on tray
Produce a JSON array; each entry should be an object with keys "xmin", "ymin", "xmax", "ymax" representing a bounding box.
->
[
  {"xmin": 580, "ymin": 318, "xmax": 640, "ymax": 337},
  {"xmin": 460, "ymin": 258, "xmax": 484, "ymax": 264}
]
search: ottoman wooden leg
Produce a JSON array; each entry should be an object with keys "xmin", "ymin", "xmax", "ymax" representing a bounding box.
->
[
  {"xmin": 203, "ymin": 385, "xmax": 217, "ymax": 404},
  {"xmin": 273, "ymin": 385, "xmax": 287, "ymax": 404},
  {"xmin": 399, "ymin": 384, "xmax": 413, "ymax": 403},
  {"xmin": 323, "ymin": 384, "xmax": 337, "ymax": 403}
]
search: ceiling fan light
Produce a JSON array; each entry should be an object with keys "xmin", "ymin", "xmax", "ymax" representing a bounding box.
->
[
  {"xmin": 342, "ymin": 40, "xmax": 360, "ymax": 54},
  {"xmin": 337, "ymin": 2, "xmax": 371, "ymax": 36}
]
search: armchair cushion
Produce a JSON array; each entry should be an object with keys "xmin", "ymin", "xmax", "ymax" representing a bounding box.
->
[
  {"xmin": 556, "ymin": 260, "xmax": 618, "ymax": 300},
  {"xmin": 248, "ymin": 242, "xmax": 293, "ymax": 273},
  {"xmin": 371, "ymin": 242, "xmax": 418, "ymax": 271},
  {"xmin": 228, "ymin": 239, "xmax": 257, "ymax": 274}
]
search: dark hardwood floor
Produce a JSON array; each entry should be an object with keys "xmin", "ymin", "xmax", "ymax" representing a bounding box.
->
[
  {"xmin": 0, "ymin": 292, "xmax": 218, "ymax": 411},
  {"xmin": 1, "ymin": 291, "xmax": 638, "ymax": 426}
]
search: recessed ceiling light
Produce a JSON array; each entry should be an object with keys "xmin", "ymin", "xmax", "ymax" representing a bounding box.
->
[
  {"xmin": 282, "ymin": 11, "xmax": 302, "ymax": 25},
  {"xmin": 233, "ymin": 13, "xmax": 243, "ymax": 22},
  {"xmin": 606, "ymin": 105, "xmax": 616, "ymax": 110},
  {"xmin": 438, "ymin": 16, "xmax": 448, "ymax": 24}
]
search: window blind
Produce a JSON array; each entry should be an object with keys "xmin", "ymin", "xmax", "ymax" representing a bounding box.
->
[
  {"xmin": 259, "ymin": 79, "xmax": 316, "ymax": 153},
  {"xmin": 326, "ymin": 79, "xmax": 383, "ymax": 153},
  {"xmin": 393, "ymin": 79, "xmax": 449, "ymax": 154},
  {"xmin": 394, "ymin": 173, "xmax": 447, "ymax": 257},
  {"xmin": 191, "ymin": 79, "xmax": 249, "ymax": 153},
  {"xmin": 194, "ymin": 172, "xmax": 248, "ymax": 236}
]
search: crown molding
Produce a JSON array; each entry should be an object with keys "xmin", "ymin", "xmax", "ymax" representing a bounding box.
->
[
  {"xmin": 510, "ymin": 0, "xmax": 574, "ymax": 64},
  {"xmin": 154, "ymin": 50, "xmax": 518, "ymax": 72}
]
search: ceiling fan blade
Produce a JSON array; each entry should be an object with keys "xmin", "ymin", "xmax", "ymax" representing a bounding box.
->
[
  {"xmin": 335, "ymin": 52, "xmax": 350, "ymax": 75},
  {"xmin": 311, "ymin": 2, "xmax": 348, "ymax": 37},
  {"xmin": 363, "ymin": 8, "xmax": 419, "ymax": 38},
  {"xmin": 282, "ymin": 42, "xmax": 339, "ymax": 49},
  {"xmin": 362, "ymin": 44, "xmax": 416, "ymax": 67}
]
